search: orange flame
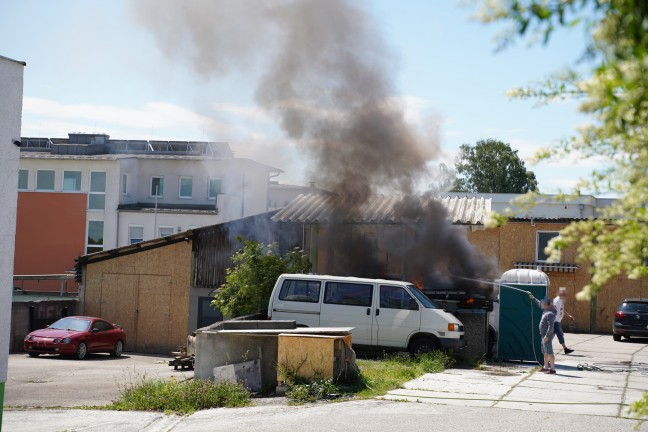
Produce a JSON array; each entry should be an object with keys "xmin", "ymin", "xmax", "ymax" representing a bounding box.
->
[{"xmin": 413, "ymin": 278, "xmax": 424, "ymax": 291}]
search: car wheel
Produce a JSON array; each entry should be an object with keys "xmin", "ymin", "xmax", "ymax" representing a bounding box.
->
[
  {"xmin": 613, "ymin": 334, "xmax": 621, "ymax": 342},
  {"xmin": 111, "ymin": 340, "xmax": 123, "ymax": 357},
  {"xmin": 27, "ymin": 352, "xmax": 40, "ymax": 358},
  {"xmin": 409, "ymin": 337, "xmax": 439, "ymax": 354},
  {"xmin": 76, "ymin": 342, "xmax": 88, "ymax": 360}
]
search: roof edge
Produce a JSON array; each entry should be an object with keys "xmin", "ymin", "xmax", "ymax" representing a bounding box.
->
[{"xmin": 0, "ymin": 54, "xmax": 26, "ymax": 66}]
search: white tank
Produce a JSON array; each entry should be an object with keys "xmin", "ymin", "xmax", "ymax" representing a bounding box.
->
[{"xmin": 500, "ymin": 268, "xmax": 550, "ymax": 287}]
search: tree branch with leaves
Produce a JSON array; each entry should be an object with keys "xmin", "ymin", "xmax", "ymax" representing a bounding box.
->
[{"xmin": 477, "ymin": 0, "xmax": 648, "ymax": 300}]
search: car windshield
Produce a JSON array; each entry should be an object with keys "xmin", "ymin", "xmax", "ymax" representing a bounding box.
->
[
  {"xmin": 48, "ymin": 317, "xmax": 91, "ymax": 332},
  {"xmin": 406, "ymin": 285, "xmax": 438, "ymax": 309},
  {"xmin": 620, "ymin": 302, "xmax": 648, "ymax": 313}
]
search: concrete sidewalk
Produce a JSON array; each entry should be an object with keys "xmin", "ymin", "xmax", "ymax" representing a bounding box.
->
[{"xmin": 383, "ymin": 333, "xmax": 648, "ymax": 418}]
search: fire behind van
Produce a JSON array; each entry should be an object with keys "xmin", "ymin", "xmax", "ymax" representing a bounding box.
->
[{"xmin": 267, "ymin": 274, "xmax": 465, "ymax": 352}]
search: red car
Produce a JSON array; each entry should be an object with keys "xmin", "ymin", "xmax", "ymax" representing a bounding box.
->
[{"xmin": 24, "ymin": 316, "xmax": 126, "ymax": 360}]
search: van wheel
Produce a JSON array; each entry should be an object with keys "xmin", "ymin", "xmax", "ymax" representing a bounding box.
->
[
  {"xmin": 409, "ymin": 337, "xmax": 439, "ymax": 354},
  {"xmin": 613, "ymin": 334, "xmax": 621, "ymax": 342}
]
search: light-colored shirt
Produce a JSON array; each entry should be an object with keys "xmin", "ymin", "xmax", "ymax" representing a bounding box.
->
[{"xmin": 554, "ymin": 296, "xmax": 565, "ymax": 322}]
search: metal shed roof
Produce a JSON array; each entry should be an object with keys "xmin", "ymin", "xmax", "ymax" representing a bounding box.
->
[{"xmin": 271, "ymin": 194, "xmax": 491, "ymax": 225}]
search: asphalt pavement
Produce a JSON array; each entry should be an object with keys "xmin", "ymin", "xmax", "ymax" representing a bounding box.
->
[{"xmin": 3, "ymin": 333, "xmax": 648, "ymax": 431}]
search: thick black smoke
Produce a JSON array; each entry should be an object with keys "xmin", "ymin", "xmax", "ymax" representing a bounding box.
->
[{"xmin": 134, "ymin": 0, "xmax": 496, "ymax": 285}]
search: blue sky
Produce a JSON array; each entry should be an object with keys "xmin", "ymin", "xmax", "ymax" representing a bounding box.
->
[{"xmin": 0, "ymin": 0, "xmax": 598, "ymax": 193}]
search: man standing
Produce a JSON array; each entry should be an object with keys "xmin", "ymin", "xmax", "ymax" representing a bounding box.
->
[
  {"xmin": 554, "ymin": 287, "xmax": 575, "ymax": 354},
  {"xmin": 529, "ymin": 294, "xmax": 558, "ymax": 374}
]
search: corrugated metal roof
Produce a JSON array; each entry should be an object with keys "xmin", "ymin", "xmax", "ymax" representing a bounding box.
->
[{"xmin": 271, "ymin": 194, "xmax": 491, "ymax": 225}]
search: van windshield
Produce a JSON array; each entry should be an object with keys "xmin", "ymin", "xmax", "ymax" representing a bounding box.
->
[{"xmin": 407, "ymin": 285, "xmax": 438, "ymax": 309}]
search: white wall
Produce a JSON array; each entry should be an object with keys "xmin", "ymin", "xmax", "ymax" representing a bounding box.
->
[
  {"xmin": 444, "ymin": 192, "xmax": 613, "ymax": 219},
  {"xmin": 0, "ymin": 55, "xmax": 24, "ymax": 405},
  {"xmin": 118, "ymin": 211, "xmax": 222, "ymax": 245}
]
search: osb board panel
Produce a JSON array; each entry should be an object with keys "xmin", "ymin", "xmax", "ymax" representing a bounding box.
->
[
  {"xmin": 136, "ymin": 275, "xmax": 171, "ymax": 353},
  {"xmin": 545, "ymin": 275, "xmax": 590, "ymax": 333},
  {"xmin": 467, "ymin": 228, "xmax": 500, "ymax": 271},
  {"xmin": 83, "ymin": 241, "xmax": 192, "ymax": 353},
  {"xmin": 100, "ymin": 274, "xmax": 139, "ymax": 347},
  {"xmin": 594, "ymin": 277, "xmax": 646, "ymax": 333},
  {"xmin": 84, "ymin": 265, "xmax": 108, "ymax": 318},
  {"xmin": 277, "ymin": 335, "xmax": 334, "ymax": 381}
]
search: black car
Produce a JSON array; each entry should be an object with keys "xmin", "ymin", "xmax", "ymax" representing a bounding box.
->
[{"xmin": 613, "ymin": 298, "xmax": 648, "ymax": 341}]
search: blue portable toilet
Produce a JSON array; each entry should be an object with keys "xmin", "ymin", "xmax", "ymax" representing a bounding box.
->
[{"xmin": 496, "ymin": 268, "xmax": 549, "ymax": 363}]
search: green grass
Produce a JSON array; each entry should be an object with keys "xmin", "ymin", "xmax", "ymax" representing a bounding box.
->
[
  {"xmin": 109, "ymin": 376, "xmax": 250, "ymax": 414},
  {"xmin": 350, "ymin": 351, "xmax": 454, "ymax": 398},
  {"xmin": 282, "ymin": 350, "xmax": 454, "ymax": 403}
]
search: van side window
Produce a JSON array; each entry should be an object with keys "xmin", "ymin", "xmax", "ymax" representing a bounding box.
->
[
  {"xmin": 380, "ymin": 285, "xmax": 416, "ymax": 310},
  {"xmin": 279, "ymin": 280, "xmax": 321, "ymax": 303},
  {"xmin": 324, "ymin": 282, "xmax": 373, "ymax": 307}
]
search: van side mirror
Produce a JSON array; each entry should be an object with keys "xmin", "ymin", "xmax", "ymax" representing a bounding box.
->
[{"xmin": 408, "ymin": 299, "xmax": 419, "ymax": 311}]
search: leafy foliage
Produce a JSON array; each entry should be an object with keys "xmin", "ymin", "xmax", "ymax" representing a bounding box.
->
[
  {"xmin": 453, "ymin": 139, "xmax": 539, "ymax": 193},
  {"xmin": 212, "ymin": 238, "xmax": 312, "ymax": 317},
  {"xmin": 477, "ymin": 0, "xmax": 648, "ymax": 299},
  {"xmin": 111, "ymin": 376, "xmax": 249, "ymax": 414},
  {"xmin": 285, "ymin": 378, "xmax": 339, "ymax": 403}
]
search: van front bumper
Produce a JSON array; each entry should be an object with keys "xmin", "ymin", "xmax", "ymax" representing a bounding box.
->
[{"xmin": 438, "ymin": 336, "xmax": 465, "ymax": 349}]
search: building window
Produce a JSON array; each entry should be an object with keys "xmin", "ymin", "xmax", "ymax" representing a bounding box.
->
[
  {"xmin": 208, "ymin": 178, "xmax": 222, "ymax": 200},
  {"xmin": 18, "ymin": 169, "xmax": 28, "ymax": 190},
  {"xmin": 36, "ymin": 170, "xmax": 55, "ymax": 191},
  {"xmin": 151, "ymin": 176, "xmax": 164, "ymax": 197},
  {"xmin": 63, "ymin": 171, "xmax": 82, "ymax": 192},
  {"xmin": 122, "ymin": 174, "xmax": 129, "ymax": 195},
  {"xmin": 159, "ymin": 226, "xmax": 174, "ymax": 238},
  {"xmin": 179, "ymin": 176, "xmax": 193, "ymax": 199},
  {"xmin": 128, "ymin": 225, "xmax": 144, "ymax": 245},
  {"xmin": 536, "ymin": 231, "xmax": 560, "ymax": 262},
  {"xmin": 89, "ymin": 171, "xmax": 106, "ymax": 210},
  {"xmin": 86, "ymin": 220, "xmax": 104, "ymax": 254}
]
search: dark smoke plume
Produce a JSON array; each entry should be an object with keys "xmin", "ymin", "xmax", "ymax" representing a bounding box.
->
[{"xmin": 134, "ymin": 0, "xmax": 497, "ymax": 284}]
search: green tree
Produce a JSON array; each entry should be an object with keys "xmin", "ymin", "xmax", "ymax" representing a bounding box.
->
[
  {"xmin": 478, "ymin": 0, "xmax": 648, "ymax": 300},
  {"xmin": 453, "ymin": 139, "xmax": 539, "ymax": 193},
  {"xmin": 211, "ymin": 239, "xmax": 311, "ymax": 318}
]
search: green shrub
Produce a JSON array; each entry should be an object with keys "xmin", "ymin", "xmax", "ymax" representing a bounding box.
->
[
  {"xmin": 285, "ymin": 378, "xmax": 338, "ymax": 403},
  {"xmin": 212, "ymin": 239, "xmax": 311, "ymax": 317},
  {"xmin": 111, "ymin": 377, "xmax": 250, "ymax": 414}
]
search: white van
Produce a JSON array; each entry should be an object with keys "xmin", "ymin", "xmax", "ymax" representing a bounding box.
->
[{"xmin": 267, "ymin": 274, "xmax": 465, "ymax": 352}]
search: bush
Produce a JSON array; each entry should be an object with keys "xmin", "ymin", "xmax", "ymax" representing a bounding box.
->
[
  {"xmin": 212, "ymin": 239, "xmax": 312, "ymax": 317},
  {"xmin": 111, "ymin": 377, "xmax": 250, "ymax": 414},
  {"xmin": 285, "ymin": 378, "xmax": 339, "ymax": 403}
]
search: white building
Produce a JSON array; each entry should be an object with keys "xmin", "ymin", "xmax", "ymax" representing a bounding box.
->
[
  {"xmin": 18, "ymin": 133, "xmax": 281, "ymax": 254},
  {"xmin": 0, "ymin": 54, "xmax": 25, "ymax": 423}
]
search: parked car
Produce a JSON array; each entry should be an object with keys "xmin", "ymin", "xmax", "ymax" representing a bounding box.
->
[
  {"xmin": 612, "ymin": 299, "xmax": 648, "ymax": 341},
  {"xmin": 24, "ymin": 316, "xmax": 126, "ymax": 359},
  {"xmin": 267, "ymin": 274, "xmax": 465, "ymax": 352}
]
